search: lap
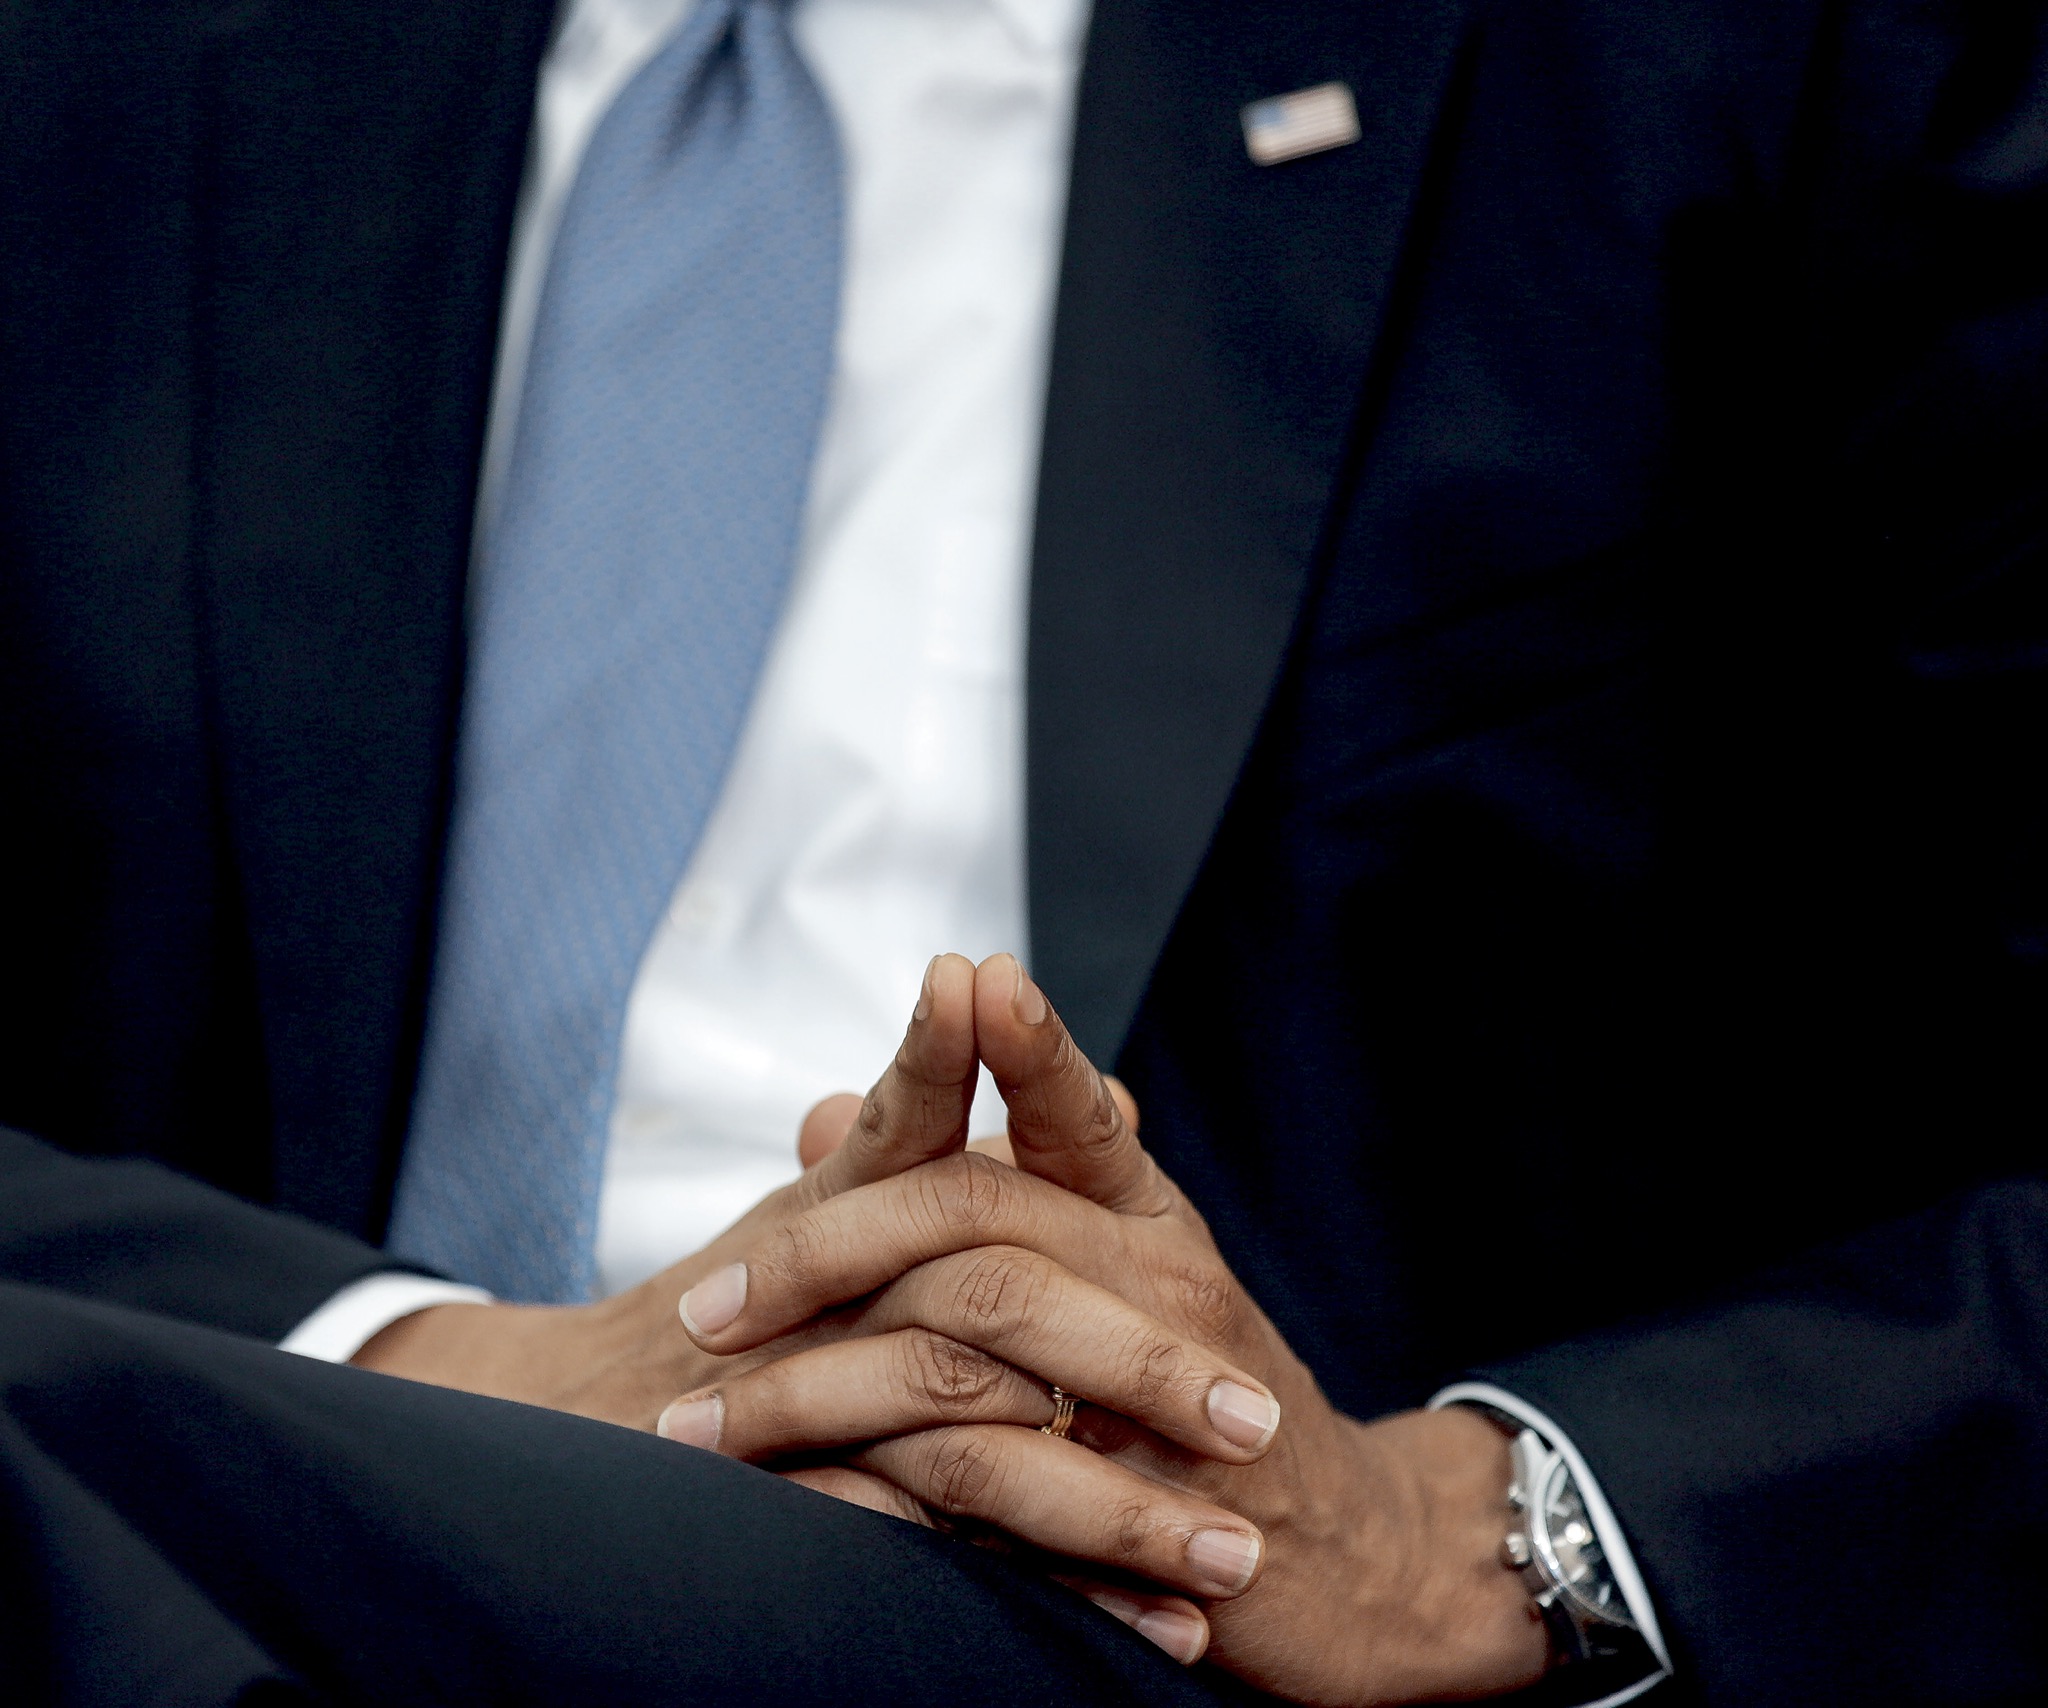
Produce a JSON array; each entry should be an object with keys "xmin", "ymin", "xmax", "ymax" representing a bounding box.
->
[{"xmin": 0, "ymin": 1283, "xmax": 1230, "ymax": 1708}]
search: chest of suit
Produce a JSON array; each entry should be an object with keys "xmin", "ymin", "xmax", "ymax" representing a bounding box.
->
[{"xmin": 0, "ymin": 0, "xmax": 2040, "ymax": 1409}]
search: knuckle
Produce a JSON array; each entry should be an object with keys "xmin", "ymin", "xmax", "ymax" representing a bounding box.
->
[
  {"xmin": 1118, "ymin": 1329, "xmax": 1189, "ymax": 1411},
  {"xmin": 852, "ymin": 1088, "xmax": 889, "ymax": 1151},
  {"xmin": 1105, "ymin": 1497, "xmax": 1154, "ymax": 1567},
  {"xmin": 925, "ymin": 1152, "xmax": 1013, "ymax": 1238},
  {"xmin": 924, "ymin": 1430, "xmax": 1006, "ymax": 1516},
  {"xmin": 1161, "ymin": 1262, "xmax": 1239, "ymax": 1345},
  {"xmin": 1073, "ymin": 1065, "xmax": 1126, "ymax": 1158},
  {"xmin": 904, "ymin": 1330, "xmax": 1008, "ymax": 1419},
  {"xmin": 763, "ymin": 1211, "xmax": 827, "ymax": 1300},
  {"xmin": 1029, "ymin": 1031, "xmax": 1121, "ymax": 1153},
  {"xmin": 728, "ymin": 1364, "xmax": 793, "ymax": 1447},
  {"xmin": 948, "ymin": 1246, "xmax": 1042, "ymax": 1333}
]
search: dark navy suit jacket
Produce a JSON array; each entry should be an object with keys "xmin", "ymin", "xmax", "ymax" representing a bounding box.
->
[{"xmin": 1, "ymin": 0, "xmax": 2044, "ymax": 1700}]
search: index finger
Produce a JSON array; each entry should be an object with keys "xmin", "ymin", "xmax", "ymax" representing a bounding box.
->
[
  {"xmin": 973, "ymin": 954, "xmax": 1176, "ymax": 1216},
  {"xmin": 797, "ymin": 951, "xmax": 980, "ymax": 1206}
]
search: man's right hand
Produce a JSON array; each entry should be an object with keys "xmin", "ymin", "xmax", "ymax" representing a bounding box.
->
[{"xmin": 350, "ymin": 953, "xmax": 990, "ymax": 1426}]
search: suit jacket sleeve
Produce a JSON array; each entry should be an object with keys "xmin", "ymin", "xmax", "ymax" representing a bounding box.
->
[
  {"xmin": 1478, "ymin": 1179, "xmax": 2048, "ymax": 1706},
  {"xmin": 0, "ymin": 1126, "xmax": 409, "ymax": 1341}
]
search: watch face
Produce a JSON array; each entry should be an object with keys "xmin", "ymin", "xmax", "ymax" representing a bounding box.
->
[{"xmin": 1538, "ymin": 1458, "xmax": 1632, "ymax": 1628}]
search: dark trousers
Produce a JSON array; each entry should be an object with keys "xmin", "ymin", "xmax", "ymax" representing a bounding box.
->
[{"xmin": 0, "ymin": 1284, "xmax": 1230, "ymax": 1707}]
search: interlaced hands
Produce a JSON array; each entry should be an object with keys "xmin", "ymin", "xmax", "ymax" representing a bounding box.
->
[
  {"xmin": 655, "ymin": 954, "xmax": 1551, "ymax": 1704},
  {"xmin": 355, "ymin": 950, "xmax": 1546, "ymax": 1698}
]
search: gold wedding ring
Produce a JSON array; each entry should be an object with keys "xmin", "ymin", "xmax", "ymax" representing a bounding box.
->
[{"xmin": 1040, "ymin": 1385, "xmax": 1080, "ymax": 1440}]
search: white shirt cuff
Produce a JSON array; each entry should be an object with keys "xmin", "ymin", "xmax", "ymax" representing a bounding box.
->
[
  {"xmin": 1430, "ymin": 1380, "xmax": 1675, "ymax": 1706},
  {"xmin": 277, "ymin": 1273, "xmax": 495, "ymax": 1363}
]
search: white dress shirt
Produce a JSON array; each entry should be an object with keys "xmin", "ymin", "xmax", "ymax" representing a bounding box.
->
[
  {"xmin": 278, "ymin": 7, "xmax": 1670, "ymax": 1689},
  {"xmin": 291, "ymin": 0, "xmax": 1078, "ymax": 1335},
  {"xmin": 583, "ymin": 0, "xmax": 1087, "ymax": 1294}
]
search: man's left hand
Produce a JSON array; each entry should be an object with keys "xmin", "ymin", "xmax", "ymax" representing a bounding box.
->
[{"xmin": 672, "ymin": 954, "xmax": 1550, "ymax": 1705}]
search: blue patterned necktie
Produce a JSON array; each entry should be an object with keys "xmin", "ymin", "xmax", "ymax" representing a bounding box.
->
[{"xmin": 387, "ymin": 0, "xmax": 843, "ymax": 1302}]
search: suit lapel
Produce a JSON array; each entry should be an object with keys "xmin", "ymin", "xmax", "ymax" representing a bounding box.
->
[
  {"xmin": 1028, "ymin": 0, "xmax": 1472, "ymax": 1060},
  {"xmin": 196, "ymin": 0, "xmax": 553, "ymax": 1231},
  {"xmin": 190, "ymin": 0, "xmax": 1465, "ymax": 1212}
]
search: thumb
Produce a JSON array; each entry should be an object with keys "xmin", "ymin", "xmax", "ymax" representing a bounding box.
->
[
  {"xmin": 974, "ymin": 953, "xmax": 1175, "ymax": 1216},
  {"xmin": 797, "ymin": 952, "xmax": 978, "ymax": 1205}
]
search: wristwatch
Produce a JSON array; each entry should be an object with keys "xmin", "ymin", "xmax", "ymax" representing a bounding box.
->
[{"xmin": 1500, "ymin": 1426, "xmax": 1640, "ymax": 1664}]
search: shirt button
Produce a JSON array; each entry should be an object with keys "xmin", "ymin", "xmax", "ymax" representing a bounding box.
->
[{"xmin": 668, "ymin": 884, "xmax": 729, "ymax": 936}]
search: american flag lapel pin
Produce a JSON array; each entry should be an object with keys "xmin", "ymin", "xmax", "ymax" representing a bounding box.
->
[{"xmin": 1241, "ymin": 81, "xmax": 1361, "ymax": 167}]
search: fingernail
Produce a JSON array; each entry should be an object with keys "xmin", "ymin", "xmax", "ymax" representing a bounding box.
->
[
  {"xmin": 914, "ymin": 956, "xmax": 937, "ymax": 1021},
  {"xmin": 1011, "ymin": 958, "xmax": 1047, "ymax": 1025},
  {"xmin": 1087, "ymin": 1589, "xmax": 1206, "ymax": 1665},
  {"xmin": 1186, "ymin": 1527, "xmax": 1262, "ymax": 1595},
  {"xmin": 1206, "ymin": 1380, "xmax": 1281, "ymax": 1452},
  {"xmin": 656, "ymin": 1394, "xmax": 723, "ymax": 1451},
  {"xmin": 1135, "ymin": 1608, "xmax": 1208, "ymax": 1666},
  {"xmin": 678, "ymin": 1263, "xmax": 748, "ymax": 1338}
]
